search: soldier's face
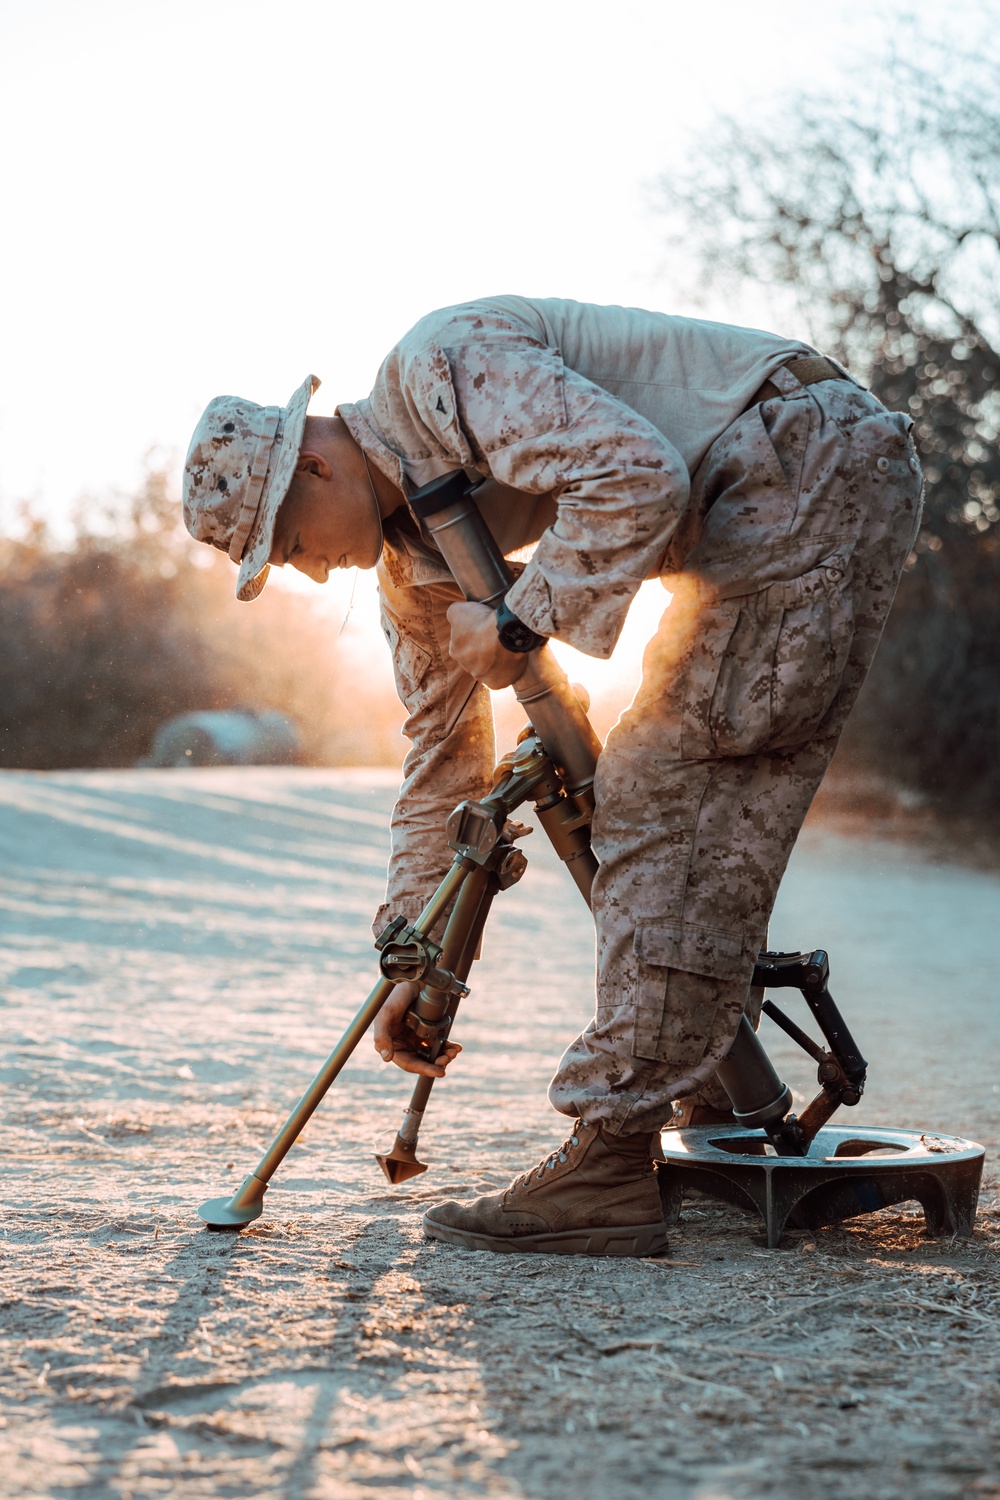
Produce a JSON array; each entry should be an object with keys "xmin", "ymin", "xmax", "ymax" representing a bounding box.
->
[{"xmin": 269, "ymin": 463, "xmax": 381, "ymax": 583}]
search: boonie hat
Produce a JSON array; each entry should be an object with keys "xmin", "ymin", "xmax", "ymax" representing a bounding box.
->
[{"xmin": 183, "ymin": 373, "xmax": 320, "ymax": 601}]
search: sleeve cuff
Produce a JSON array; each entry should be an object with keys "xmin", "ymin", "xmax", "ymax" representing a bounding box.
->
[
  {"xmin": 504, "ymin": 566, "xmax": 555, "ymax": 638},
  {"xmin": 504, "ymin": 563, "xmax": 626, "ymax": 659}
]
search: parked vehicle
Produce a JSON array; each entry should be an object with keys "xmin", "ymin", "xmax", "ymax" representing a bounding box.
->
[{"xmin": 138, "ymin": 710, "xmax": 302, "ymax": 768}]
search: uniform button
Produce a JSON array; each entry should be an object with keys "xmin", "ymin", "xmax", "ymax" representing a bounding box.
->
[
  {"xmin": 876, "ymin": 456, "xmax": 890, "ymax": 473},
  {"xmin": 908, "ymin": 457, "xmax": 920, "ymax": 473},
  {"xmin": 827, "ymin": 567, "xmax": 842, "ymax": 581}
]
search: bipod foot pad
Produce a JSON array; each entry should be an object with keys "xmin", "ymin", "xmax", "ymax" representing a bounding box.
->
[
  {"xmin": 657, "ymin": 1124, "xmax": 984, "ymax": 1249},
  {"xmin": 199, "ymin": 1173, "xmax": 268, "ymax": 1230},
  {"xmin": 376, "ymin": 1137, "xmax": 429, "ymax": 1184}
]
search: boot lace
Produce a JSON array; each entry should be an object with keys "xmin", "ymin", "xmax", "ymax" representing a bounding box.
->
[{"xmin": 508, "ymin": 1128, "xmax": 582, "ymax": 1193}]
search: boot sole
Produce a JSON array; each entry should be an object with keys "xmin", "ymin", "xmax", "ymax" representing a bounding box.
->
[{"xmin": 422, "ymin": 1211, "xmax": 669, "ymax": 1258}]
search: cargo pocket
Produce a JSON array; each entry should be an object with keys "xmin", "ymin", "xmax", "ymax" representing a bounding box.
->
[
  {"xmin": 768, "ymin": 551, "xmax": 854, "ymax": 750},
  {"xmin": 676, "ymin": 598, "xmax": 743, "ymax": 759},
  {"xmin": 631, "ymin": 919, "xmax": 752, "ymax": 1065},
  {"xmin": 702, "ymin": 549, "xmax": 855, "ymax": 757},
  {"xmin": 702, "ymin": 598, "xmax": 780, "ymax": 758}
]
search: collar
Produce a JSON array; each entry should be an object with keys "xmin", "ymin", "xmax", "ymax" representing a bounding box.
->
[{"xmin": 336, "ymin": 400, "xmax": 409, "ymax": 498}]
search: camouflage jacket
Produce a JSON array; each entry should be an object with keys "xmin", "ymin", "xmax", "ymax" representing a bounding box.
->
[{"xmin": 337, "ymin": 297, "xmax": 814, "ymax": 928}]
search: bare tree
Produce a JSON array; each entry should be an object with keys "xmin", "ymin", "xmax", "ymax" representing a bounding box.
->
[{"xmin": 661, "ymin": 50, "xmax": 1000, "ymax": 811}]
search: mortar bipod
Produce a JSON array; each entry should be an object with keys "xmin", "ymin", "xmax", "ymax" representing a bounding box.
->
[
  {"xmin": 376, "ymin": 729, "xmax": 599, "ymax": 1183},
  {"xmin": 714, "ymin": 949, "xmax": 868, "ymax": 1156},
  {"xmin": 198, "ymin": 722, "xmax": 595, "ymax": 1225}
]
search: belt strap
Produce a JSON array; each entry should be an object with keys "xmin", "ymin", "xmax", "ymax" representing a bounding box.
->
[{"xmin": 753, "ymin": 355, "xmax": 843, "ymax": 407}]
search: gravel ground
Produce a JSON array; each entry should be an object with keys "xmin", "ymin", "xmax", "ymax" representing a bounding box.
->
[{"xmin": 0, "ymin": 767, "xmax": 997, "ymax": 1500}]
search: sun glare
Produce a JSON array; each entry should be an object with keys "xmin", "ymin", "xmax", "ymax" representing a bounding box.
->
[
  {"xmin": 548, "ymin": 579, "xmax": 670, "ymax": 705},
  {"xmin": 271, "ymin": 559, "xmax": 671, "ymax": 728}
]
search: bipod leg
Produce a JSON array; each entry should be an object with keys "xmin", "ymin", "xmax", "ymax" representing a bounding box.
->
[
  {"xmin": 751, "ymin": 950, "xmax": 868, "ymax": 1150},
  {"xmin": 377, "ymin": 865, "xmax": 497, "ymax": 1183},
  {"xmin": 377, "ymin": 1074, "xmax": 436, "ymax": 1186},
  {"xmin": 199, "ymin": 862, "xmax": 468, "ymax": 1229}
]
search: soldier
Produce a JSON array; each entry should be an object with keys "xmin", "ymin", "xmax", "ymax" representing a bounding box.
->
[{"xmin": 183, "ymin": 296, "xmax": 923, "ymax": 1257}]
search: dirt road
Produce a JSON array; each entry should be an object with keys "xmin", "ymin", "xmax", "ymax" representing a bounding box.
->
[{"xmin": 1, "ymin": 768, "xmax": 997, "ymax": 1499}]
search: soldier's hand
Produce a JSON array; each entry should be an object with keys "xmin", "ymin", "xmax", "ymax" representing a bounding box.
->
[
  {"xmin": 446, "ymin": 601, "xmax": 528, "ymax": 689},
  {"xmin": 373, "ymin": 981, "xmax": 463, "ymax": 1078}
]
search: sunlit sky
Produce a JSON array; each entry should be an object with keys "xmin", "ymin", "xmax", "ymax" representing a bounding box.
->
[{"xmin": 0, "ymin": 0, "xmax": 957, "ymax": 703}]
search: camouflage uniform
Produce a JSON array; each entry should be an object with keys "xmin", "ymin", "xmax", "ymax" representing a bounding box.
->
[
  {"xmin": 548, "ymin": 364, "xmax": 922, "ymax": 1129},
  {"xmin": 337, "ymin": 298, "xmax": 922, "ymax": 1134}
]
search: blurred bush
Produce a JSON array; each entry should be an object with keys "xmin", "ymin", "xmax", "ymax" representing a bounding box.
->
[
  {"xmin": 0, "ymin": 470, "xmax": 404, "ymax": 769},
  {"xmin": 662, "ymin": 50, "xmax": 1000, "ymax": 815}
]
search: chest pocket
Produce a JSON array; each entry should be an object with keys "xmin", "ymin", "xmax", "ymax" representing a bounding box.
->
[{"xmin": 381, "ymin": 612, "xmax": 434, "ymax": 715}]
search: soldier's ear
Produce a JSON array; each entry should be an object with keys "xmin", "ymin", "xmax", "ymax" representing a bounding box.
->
[{"xmin": 295, "ymin": 450, "xmax": 333, "ymax": 479}]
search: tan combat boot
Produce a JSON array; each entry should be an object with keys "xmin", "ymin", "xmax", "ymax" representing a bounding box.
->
[{"xmin": 422, "ymin": 1121, "xmax": 669, "ymax": 1257}]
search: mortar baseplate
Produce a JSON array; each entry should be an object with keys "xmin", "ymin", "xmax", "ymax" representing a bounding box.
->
[{"xmin": 656, "ymin": 1123, "xmax": 985, "ymax": 1248}]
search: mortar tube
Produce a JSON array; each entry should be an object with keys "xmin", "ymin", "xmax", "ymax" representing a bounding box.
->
[
  {"xmin": 513, "ymin": 650, "xmax": 603, "ymax": 796},
  {"xmin": 409, "ymin": 479, "xmax": 603, "ymax": 791}
]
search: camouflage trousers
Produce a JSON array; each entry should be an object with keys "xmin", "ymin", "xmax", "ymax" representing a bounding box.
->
[{"xmin": 548, "ymin": 366, "xmax": 924, "ymax": 1135}]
